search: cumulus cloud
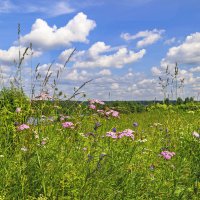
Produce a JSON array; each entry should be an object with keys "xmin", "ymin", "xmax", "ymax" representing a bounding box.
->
[
  {"xmin": 98, "ymin": 69, "xmax": 111, "ymax": 76},
  {"xmin": 59, "ymin": 41, "xmax": 146, "ymax": 68},
  {"xmin": 163, "ymin": 32, "xmax": 200, "ymax": 65},
  {"xmin": 20, "ymin": 12, "xmax": 96, "ymax": 50},
  {"xmin": 121, "ymin": 29, "xmax": 165, "ymax": 48},
  {"xmin": 0, "ymin": 46, "xmax": 41, "ymax": 64},
  {"xmin": 190, "ymin": 66, "xmax": 200, "ymax": 72}
]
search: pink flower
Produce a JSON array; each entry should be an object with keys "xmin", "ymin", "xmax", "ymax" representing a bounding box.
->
[
  {"xmin": 89, "ymin": 99, "xmax": 105, "ymax": 105},
  {"xmin": 118, "ymin": 129, "xmax": 134, "ymax": 140},
  {"xmin": 62, "ymin": 122, "xmax": 74, "ymax": 128},
  {"xmin": 106, "ymin": 110, "xmax": 119, "ymax": 118},
  {"xmin": 60, "ymin": 117, "xmax": 65, "ymax": 121},
  {"xmin": 97, "ymin": 109, "xmax": 105, "ymax": 114},
  {"xmin": 17, "ymin": 124, "xmax": 30, "ymax": 131},
  {"xmin": 89, "ymin": 104, "xmax": 96, "ymax": 110},
  {"xmin": 160, "ymin": 151, "xmax": 175, "ymax": 160},
  {"xmin": 16, "ymin": 107, "xmax": 21, "ymax": 113},
  {"xmin": 106, "ymin": 131, "xmax": 118, "ymax": 139},
  {"xmin": 112, "ymin": 110, "xmax": 119, "ymax": 117},
  {"xmin": 106, "ymin": 129, "xmax": 134, "ymax": 140}
]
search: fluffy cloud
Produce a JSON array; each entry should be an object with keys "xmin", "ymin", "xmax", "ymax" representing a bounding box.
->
[
  {"xmin": 60, "ymin": 41, "xmax": 146, "ymax": 68},
  {"xmin": 20, "ymin": 12, "xmax": 96, "ymax": 50},
  {"xmin": 190, "ymin": 66, "xmax": 200, "ymax": 72},
  {"xmin": 0, "ymin": 46, "xmax": 41, "ymax": 64},
  {"xmin": 98, "ymin": 69, "xmax": 111, "ymax": 76},
  {"xmin": 121, "ymin": 29, "xmax": 165, "ymax": 48},
  {"xmin": 163, "ymin": 32, "xmax": 200, "ymax": 65}
]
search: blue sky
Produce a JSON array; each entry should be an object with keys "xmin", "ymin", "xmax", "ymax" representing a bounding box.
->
[{"xmin": 0, "ymin": 0, "xmax": 200, "ymax": 100}]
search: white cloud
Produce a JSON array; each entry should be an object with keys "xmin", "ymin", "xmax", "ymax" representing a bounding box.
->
[
  {"xmin": 25, "ymin": 1, "xmax": 75, "ymax": 17},
  {"xmin": 111, "ymin": 83, "xmax": 119, "ymax": 90},
  {"xmin": 60, "ymin": 41, "xmax": 146, "ymax": 68},
  {"xmin": 121, "ymin": 29, "xmax": 165, "ymax": 48},
  {"xmin": 163, "ymin": 32, "xmax": 200, "ymax": 65},
  {"xmin": 151, "ymin": 66, "xmax": 162, "ymax": 76},
  {"xmin": 190, "ymin": 66, "xmax": 200, "ymax": 72},
  {"xmin": 0, "ymin": 0, "xmax": 75, "ymax": 16},
  {"xmin": 98, "ymin": 69, "xmax": 111, "ymax": 76},
  {"xmin": 20, "ymin": 12, "xmax": 96, "ymax": 50},
  {"xmin": 0, "ymin": 46, "xmax": 41, "ymax": 64},
  {"xmin": 164, "ymin": 37, "xmax": 176, "ymax": 45}
]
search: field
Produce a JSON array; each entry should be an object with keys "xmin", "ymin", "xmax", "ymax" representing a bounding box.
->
[{"xmin": 0, "ymin": 90, "xmax": 199, "ymax": 199}]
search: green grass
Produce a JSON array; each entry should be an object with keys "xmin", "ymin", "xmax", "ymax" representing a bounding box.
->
[{"xmin": 0, "ymin": 96, "xmax": 200, "ymax": 199}]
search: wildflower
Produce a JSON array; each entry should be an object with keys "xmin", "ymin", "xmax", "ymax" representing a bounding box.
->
[
  {"xmin": 83, "ymin": 147, "xmax": 87, "ymax": 151},
  {"xmin": 106, "ymin": 110, "xmax": 119, "ymax": 118},
  {"xmin": 89, "ymin": 104, "xmax": 96, "ymax": 110},
  {"xmin": 17, "ymin": 124, "xmax": 30, "ymax": 131},
  {"xmin": 111, "ymin": 110, "xmax": 119, "ymax": 117},
  {"xmin": 21, "ymin": 147, "xmax": 28, "ymax": 152},
  {"xmin": 16, "ymin": 107, "xmax": 21, "ymax": 113},
  {"xmin": 97, "ymin": 109, "xmax": 105, "ymax": 114},
  {"xmin": 89, "ymin": 99, "xmax": 105, "ymax": 105},
  {"xmin": 106, "ymin": 131, "xmax": 118, "ymax": 139},
  {"xmin": 41, "ymin": 138, "xmax": 48, "ymax": 146},
  {"xmin": 192, "ymin": 131, "xmax": 200, "ymax": 138},
  {"xmin": 118, "ymin": 129, "xmax": 135, "ymax": 140},
  {"xmin": 60, "ymin": 117, "xmax": 65, "ymax": 121},
  {"xmin": 137, "ymin": 139, "xmax": 147, "ymax": 143},
  {"xmin": 112, "ymin": 127, "xmax": 117, "ymax": 132},
  {"xmin": 133, "ymin": 122, "xmax": 138, "ymax": 127},
  {"xmin": 160, "ymin": 151, "xmax": 175, "ymax": 160},
  {"xmin": 62, "ymin": 122, "xmax": 74, "ymax": 128}
]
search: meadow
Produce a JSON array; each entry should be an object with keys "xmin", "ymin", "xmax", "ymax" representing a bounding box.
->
[{"xmin": 0, "ymin": 88, "xmax": 199, "ymax": 199}]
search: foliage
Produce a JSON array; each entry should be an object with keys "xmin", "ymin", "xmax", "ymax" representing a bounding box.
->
[{"xmin": 0, "ymin": 92, "xmax": 199, "ymax": 199}]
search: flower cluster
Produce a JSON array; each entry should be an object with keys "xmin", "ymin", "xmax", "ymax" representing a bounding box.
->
[
  {"xmin": 62, "ymin": 122, "xmax": 74, "ymax": 128},
  {"xmin": 160, "ymin": 151, "xmax": 175, "ymax": 160},
  {"xmin": 17, "ymin": 124, "xmax": 30, "ymax": 131},
  {"xmin": 106, "ymin": 129, "xmax": 134, "ymax": 140},
  {"xmin": 89, "ymin": 99, "xmax": 105, "ymax": 110},
  {"xmin": 105, "ymin": 110, "xmax": 119, "ymax": 118}
]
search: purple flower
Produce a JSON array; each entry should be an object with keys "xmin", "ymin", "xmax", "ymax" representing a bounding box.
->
[
  {"xmin": 118, "ymin": 129, "xmax": 135, "ymax": 140},
  {"xmin": 89, "ymin": 104, "xmax": 96, "ymax": 110},
  {"xmin": 133, "ymin": 122, "xmax": 138, "ymax": 127},
  {"xmin": 17, "ymin": 124, "xmax": 30, "ymax": 131},
  {"xmin": 62, "ymin": 122, "xmax": 74, "ymax": 128},
  {"xmin": 112, "ymin": 127, "xmax": 117, "ymax": 132},
  {"xmin": 106, "ymin": 131, "xmax": 118, "ymax": 139},
  {"xmin": 160, "ymin": 151, "xmax": 175, "ymax": 160}
]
